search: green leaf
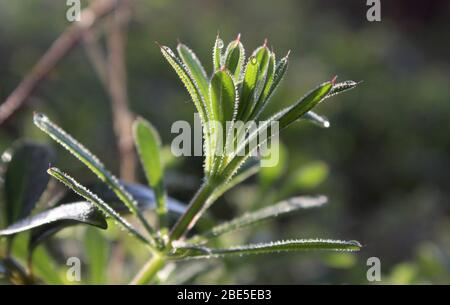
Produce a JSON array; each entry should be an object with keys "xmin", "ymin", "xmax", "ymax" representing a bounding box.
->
[
  {"xmin": 160, "ymin": 45, "xmax": 209, "ymax": 122},
  {"xmin": 278, "ymin": 81, "xmax": 333, "ymax": 129},
  {"xmin": 133, "ymin": 117, "xmax": 167, "ymax": 228},
  {"xmin": 236, "ymin": 55, "xmax": 259, "ymax": 120},
  {"xmin": 205, "ymin": 195, "xmax": 327, "ymax": 237},
  {"xmin": 0, "ymin": 201, "xmax": 107, "ymax": 237},
  {"xmin": 47, "ymin": 167, "xmax": 150, "ymax": 245},
  {"xmin": 84, "ymin": 227, "xmax": 110, "ymax": 284},
  {"xmin": 209, "ymin": 70, "xmax": 238, "ymax": 172},
  {"xmin": 171, "ymin": 239, "xmax": 361, "ymax": 259},
  {"xmin": 328, "ymin": 80, "xmax": 359, "ymax": 98},
  {"xmin": 177, "ymin": 43, "xmax": 210, "ymax": 103},
  {"xmin": 252, "ymin": 52, "xmax": 290, "ymax": 120},
  {"xmin": 2, "ymin": 141, "xmax": 54, "ymax": 226},
  {"xmin": 209, "ymin": 70, "xmax": 237, "ymax": 127},
  {"xmin": 58, "ymin": 181, "xmax": 186, "ymax": 216},
  {"xmin": 223, "ymin": 35, "xmax": 245, "ymax": 81},
  {"xmin": 301, "ymin": 111, "xmax": 330, "ymax": 128},
  {"xmin": 33, "ymin": 113, "xmax": 155, "ymax": 237},
  {"xmin": 248, "ymin": 51, "xmax": 276, "ymax": 120},
  {"xmin": 240, "ymin": 45, "xmax": 271, "ymax": 121},
  {"xmin": 212, "ymin": 34, "xmax": 224, "ymax": 72}
]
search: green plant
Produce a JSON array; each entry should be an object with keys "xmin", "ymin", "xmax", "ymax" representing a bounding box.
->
[{"xmin": 0, "ymin": 34, "xmax": 360, "ymax": 284}]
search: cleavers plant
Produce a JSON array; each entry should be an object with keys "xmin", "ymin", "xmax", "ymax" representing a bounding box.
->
[{"xmin": 0, "ymin": 34, "xmax": 361, "ymax": 284}]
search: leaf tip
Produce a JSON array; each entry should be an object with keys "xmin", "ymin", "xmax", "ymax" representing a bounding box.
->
[{"xmin": 331, "ymin": 75, "xmax": 338, "ymax": 85}]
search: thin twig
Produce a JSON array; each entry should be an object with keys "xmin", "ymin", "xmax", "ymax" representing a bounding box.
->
[
  {"xmin": 82, "ymin": 29, "xmax": 109, "ymax": 89},
  {"xmin": 107, "ymin": 0, "xmax": 136, "ymax": 181},
  {"xmin": 0, "ymin": 0, "xmax": 121, "ymax": 124}
]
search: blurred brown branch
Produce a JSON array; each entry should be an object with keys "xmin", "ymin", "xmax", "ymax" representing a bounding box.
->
[
  {"xmin": 0, "ymin": 0, "xmax": 121, "ymax": 125},
  {"xmin": 106, "ymin": 0, "xmax": 136, "ymax": 181}
]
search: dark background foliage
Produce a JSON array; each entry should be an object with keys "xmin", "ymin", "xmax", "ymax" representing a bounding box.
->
[{"xmin": 0, "ymin": 0, "xmax": 449, "ymax": 284}]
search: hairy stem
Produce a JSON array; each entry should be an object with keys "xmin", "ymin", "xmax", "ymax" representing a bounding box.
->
[{"xmin": 168, "ymin": 180, "xmax": 217, "ymax": 243}]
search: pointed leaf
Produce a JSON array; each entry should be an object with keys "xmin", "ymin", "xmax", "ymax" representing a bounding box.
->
[
  {"xmin": 206, "ymin": 196, "xmax": 327, "ymax": 237},
  {"xmin": 177, "ymin": 43, "xmax": 210, "ymax": 102},
  {"xmin": 133, "ymin": 118, "xmax": 167, "ymax": 227},
  {"xmin": 240, "ymin": 45, "xmax": 271, "ymax": 121},
  {"xmin": 171, "ymin": 239, "xmax": 361, "ymax": 259},
  {"xmin": 33, "ymin": 113, "xmax": 155, "ymax": 237},
  {"xmin": 223, "ymin": 35, "xmax": 245, "ymax": 81},
  {"xmin": 328, "ymin": 80, "xmax": 359, "ymax": 98},
  {"xmin": 2, "ymin": 141, "xmax": 54, "ymax": 226},
  {"xmin": 279, "ymin": 81, "xmax": 333, "ymax": 129},
  {"xmin": 0, "ymin": 201, "xmax": 106, "ymax": 238},
  {"xmin": 253, "ymin": 52, "xmax": 289, "ymax": 119},
  {"xmin": 47, "ymin": 167, "xmax": 149, "ymax": 245},
  {"xmin": 160, "ymin": 45, "xmax": 209, "ymax": 121},
  {"xmin": 248, "ymin": 51, "xmax": 276, "ymax": 120},
  {"xmin": 212, "ymin": 34, "xmax": 224, "ymax": 72},
  {"xmin": 236, "ymin": 55, "xmax": 259, "ymax": 120},
  {"xmin": 58, "ymin": 181, "xmax": 186, "ymax": 215},
  {"xmin": 209, "ymin": 70, "xmax": 237, "ymax": 126}
]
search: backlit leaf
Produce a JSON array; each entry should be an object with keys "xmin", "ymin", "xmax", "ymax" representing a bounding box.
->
[{"xmin": 205, "ymin": 195, "xmax": 327, "ymax": 237}]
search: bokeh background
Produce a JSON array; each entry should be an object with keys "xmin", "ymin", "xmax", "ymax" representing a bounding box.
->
[{"xmin": 1, "ymin": 0, "xmax": 450, "ymax": 284}]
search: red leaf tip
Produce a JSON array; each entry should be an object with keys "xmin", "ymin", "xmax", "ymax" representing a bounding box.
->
[{"xmin": 331, "ymin": 75, "xmax": 338, "ymax": 85}]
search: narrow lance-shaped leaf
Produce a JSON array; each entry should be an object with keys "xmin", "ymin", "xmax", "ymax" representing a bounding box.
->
[
  {"xmin": 133, "ymin": 117, "xmax": 168, "ymax": 229},
  {"xmin": 209, "ymin": 70, "xmax": 238, "ymax": 173},
  {"xmin": 253, "ymin": 51, "xmax": 290, "ymax": 120},
  {"xmin": 209, "ymin": 70, "xmax": 237, "ymax": 127},
  {"xmin": 327, "ymin": 80, "xmax": 360, "ymax": 98},
  {"xmin": 47, "ymin": 167, "xmax": 150, "ymax": 245},
  {"xmin": 160, "ymin": 45, "xmax": 209, "ymax": 122},
  {"xmin": 205, "ymin": 196, "xmax": 328, "ymax": 237},
  {"xmin": 248, "ymin": 51, "xmax": 276, "ymax": 120},
  {"xmin": 0, "ymin": 201, "xmax": 107, "ymax": 238},
  {"xmin": 33, "ymin": 113, "xmax": 156, "ymax": 237},
  {"xmin": 240, "ymin": 44, "xmax": 271, "ymax": 121},
  {"xmin": 58, "ymin": 181, "xmax": 186, "ymax": 216},
  {"xmin": 170, "ymin": 239, "xmax": 361, "ymax": 259},
  {"xmin": 212, "ymin": 34, "xmax": 224, "ymax": 73},
  {"xmin": 177, "ymin": 43, "xmax": 210, "ymax": 103},
  {"xmin": 236, "ymin": 55, "xmax": 259, "ymax": 120},
  {"xmin": 2, "ymin": 141, "xmax": 54, "ymax": 226},
  {"xmin": 223, "ymin": 34, "xmax": 245, "ymax": 81},
  {"xmin": 278, "ymin": 81, "xmax": 333, "ymax": 129}
]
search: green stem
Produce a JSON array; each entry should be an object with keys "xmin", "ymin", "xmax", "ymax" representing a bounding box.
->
[
  {"xmin": 130, "ymin": 253, "xmax": 166, "ymax": 285},
  {"xmin": 168, "ymin": 180, "xmax": 216, "ymax": 243}
]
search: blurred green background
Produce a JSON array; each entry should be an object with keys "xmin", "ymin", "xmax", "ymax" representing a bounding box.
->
[{"xmin": 1, "ymin": 0, "xmax": 450, "ymax": 284}]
